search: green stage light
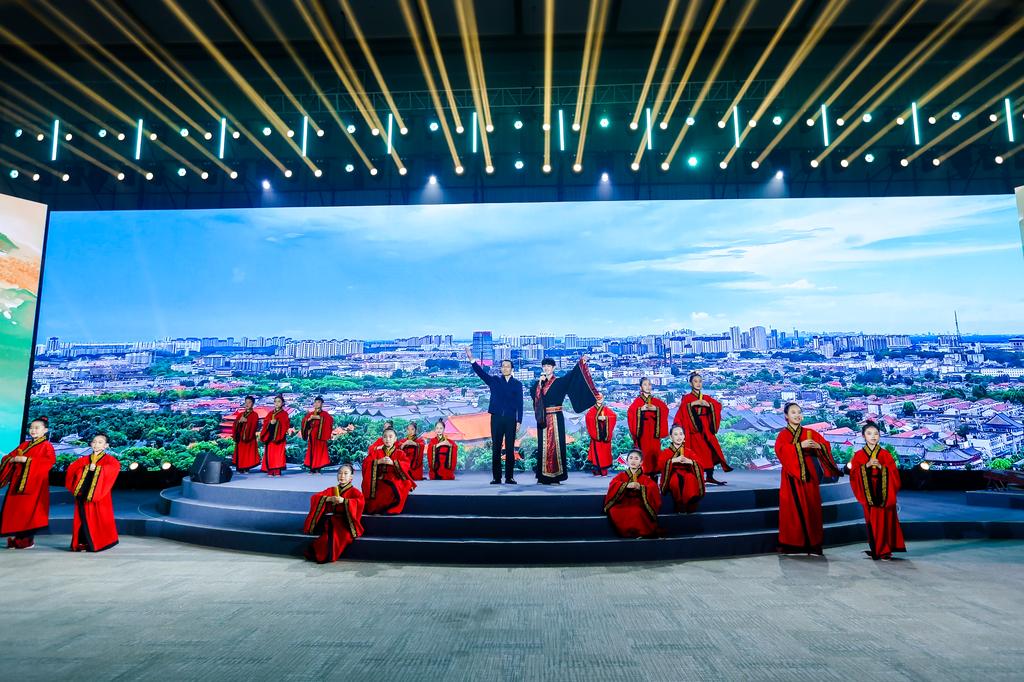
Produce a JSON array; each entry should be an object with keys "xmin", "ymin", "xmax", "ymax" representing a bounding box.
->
[
  {"xmin": 177, "ymin": 167, "xmax": 186, "ymax": 177},
  {"xmin": 772, "ymin": 115, "xmax": 782, "ymax": 125},
  {"xmin": 345, "ymin": 163, "xmax": 354, "ymax": 173},
  {"xmin": 599, "ymin": 117, "xmax": 609, "ymax": 128},
  {"xmin": 687, "ymin": 156, "xmax": 698, "ymax": 167},
  {"xmin": 864, "ymin": 153, "xmax": 875, "ymax": 163},
  {"xmin": 180, "ymin": 128, "xmax": 189, "ymax": 137},
  {"xmin": 9, "ymin": 169, "xmax": 18, "ymax": 179},
  {"xmin": 262, "ymin": 126, "xmax": 272, "ymax": 136},
  {"xmin": 514, "ymin": 159, "xmax": 524, "ymax": 170},
  {"xmin": 429, "ymin": 121, "xmax": 439, "ymax": 132},
  {"xmin": 513, "ymin": 119, "xmax": 523, "ymax": 129}
]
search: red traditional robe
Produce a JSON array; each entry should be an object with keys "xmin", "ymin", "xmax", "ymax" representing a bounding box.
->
[
  {"xmin": 674, "ymin": 391, "xmax": 732, "ymax": 473},
  {"xmin": 849, "ymin": 445, "xmax": 906, "ymax": 559},
  {"xmin": 775, "ymin": 425, "xmax": 840, "ymax": 555},
  {"xmin": 427, "ymin": 435, "xmax": 458, "ymax": 480},
  {"xmin": 231, "ymin": 409, "xmax": 260, "ymax": 470},
  {"xmin": 585, "ymin": 404, "xmax": 617, "ymax": 476},
  {"xmin": 627, "ymin": 394, "xmax": 669, "ymax": 478},
  {"xmin": 303, "ymin": 483, "xmax": 364, "ymax": 563},
  {"xmin": 400, "ymin": 437, "xmax": 426, "ymax": 481},
  {"xmin": 259, "ymin": 408, "xmax": 290, "ymax": 475},
  {"xmin": 301, "ymin": 409, "xmax": 334, "ymax": 471},
  {"xmin": 657, "ymin": 444, "xmax": 706, "ymax": 514},
  {"xmin": 1, "ymin": 438, "xmax": 56, "ymax": 543},
  {"xmin": 361, "ymin": 444, "xmax": 414, "ymax": 514},
  {"xmin": 604, "ymin": 467, "xmax": 661, "ymax": 538},
  {"xmin": 65, "ymin": 452, "xmax": 121, "ymax": 552}
]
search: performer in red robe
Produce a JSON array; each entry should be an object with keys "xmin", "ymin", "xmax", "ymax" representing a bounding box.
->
[
  {"xmin": 626, "ymin": 378, "xmax": 669, "ymax": 479},
  {"xmin": 427, "ymin": 419, "xmax": 458, "ymax": 480},
  {"xmin": 531, "ymin": 356, "xmax": 599, "ymax": 484},
  {"xmin": 260, "ymin": 395, "xmax": 290, "ymax": 476},
  {"xmin": 585, "ymin": 393, "xmax": 616, "ymax": 476},
  {"xmin": 368, "ymin": 420, "xmax": 394, "ymax": 453},
  {"xmin": 1, "ymin": 418, "xmax": 56, "ymax": 549},
  {"xmin": 303, "ymin": 464, "xmax": 364, "ymax": 563},
  {"xmin": 361, "ymin": 428, "xmax": 414, "ymax": 514},
  {"xmin": 64, "ymin": 434, "xmax": 121, "ymax": 552},
  {"xmin": 849, "ymin": 421, "xmax": 906, "ymax": 560},
  {"xmin": 604, "ymin": 450, "xmax": 661, "ymax": 538},
  {"xmin": 657, "ymin": 425, "xmax": 706, "ymax": 514},
  {"xmin": 673, "ymin": 371, "xmax": 732, "ymax": 484},
  {"xmin": 301, "ymin": 396, "xmax": 334, "ymax": 473},
  {"xmin": 775, "ymin": 403, "xmax": 841, "ymax": 556},
  {"xmin": 231, "ymin": 396, "xmax": 261, "ymax": 472},
  {"xmin": 400, "ymin": 422, "xmax": 426, "ymax": 481}
]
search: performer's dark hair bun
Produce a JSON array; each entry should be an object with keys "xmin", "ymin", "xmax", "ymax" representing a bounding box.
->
[
  {"xmin": 688, "ymin": 371, "xmax": 701, "ymax": 381},
  {"xmin": 313, "ymin": 396, "xmax": 324, "ymax": 403},
  {"xmin": 671, "ymin": 424, "xmax": 685, "ymax": 433},
  {"xmin": 382, "ymin": 427, "xmax": 396, "ymax": 435},
  {"xmin": 639, "ymin": 376, "xmax": 650, "ymax": 386},
  {"xmin": 436, "ymin": 418, "xmax": 446, "ymax": 427},
  {"xmin": 30, "ymin": 416, "xmax": 49, "ymax": 426},
  {"xmin": 275, "ymin": 394, "xmax": 285, "ymax": 402},
  {"xmin": 339, "ymin": 463, "xmax": 354, "ymax": 473},
  {"xmin": 861, "ymin": 420, "xmax": 881, "ymax": 435},
  {"xmin": 93, "ymin": 432, "xmax": 110, "ymax": 441},
  {"xmin": 541, "ymin": 357, "xmax": 556, "ymax": 367},
  {"xmin": 783, "ymin": 402, "xmax": 800, "ymax": 414},
  {"xmin": 244, "ymin": 395, "xmax": 256, "ymax": 403}
]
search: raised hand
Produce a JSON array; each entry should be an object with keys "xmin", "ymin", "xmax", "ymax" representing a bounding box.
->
[{"xmin": 464, "ymin": 346, "xmax": 474, "ymax": 361}]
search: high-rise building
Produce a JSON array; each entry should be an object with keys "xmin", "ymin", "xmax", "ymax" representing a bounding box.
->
[
  {"xmin": 472, "ymin": 331, "xmax": 495, "ymax": 365},
  {"xmin": 750, "ymin": 326, "xmax": 768, "ymax": 351},
  {"xmin": 564, "ymin": 333, "xmax": 580, "ymax": 349},
  {"xmin": 729, "ymin": 326, "xmax": 741, "ymax": 350},
  {"xmin": 45, "ymin": 336, "xmax": 60, "ymax": 355}
]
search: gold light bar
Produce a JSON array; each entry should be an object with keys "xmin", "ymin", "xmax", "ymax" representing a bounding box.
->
[
  {"xmin": 0, "ymin": 144, "xmax": 65, "ymax": 180},
  {"xmin": 0, "ymin": 105, "xmax": 118, "ymax": 178},
  {"xmin": 649, "ymin": 0, "xmax": 700, "ymax": 127},
  {"xmin": 399, "ymin": 0, "xmax": 462, "ymax": 171},
  {"xmin": 340, "ymin": 0, "xmax": 408, "ymax": 133},
  {"xmin": 463, "ymin": 0, "xmax": 495, "ymax": 133},
  {"xmin": 455, "ymin": 0, "xmax": 493, "ymax": 170},
  {"xmin": 543, "ymin": 0, "xmax": 554, "ymax": 169},
  {"xmin": 660, "ymin": 0, "xmax": 728, "ymax": 128},
  {"xmin": 418, "ymin": 0, "xmax": 464, "ymax": 133},
  {"xmin": 937, "ymin": 97, "xmax": 1023, "ymax": 163},
  {"xmin": 573, "ymin": 0, "xmax": 601, "ymax": 132},
  {"xmin": 573, "ymin": 0, "xmax": 611, "ymax": 169},
  {"xmin": 629, "ymin": 0, "xmax": 680, "ymax": 130}
]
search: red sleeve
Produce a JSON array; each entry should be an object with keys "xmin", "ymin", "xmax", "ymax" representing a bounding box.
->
[
  {"xmin": 642, "ymin": 474, "xmax": 662, "ymax": 517},
  {"xmin": 881, "ymin": 450, "xmax": 901, "ymax": 504},
  {"xmin": 304, "ymin": 487, "xmax": 333, "ymax": 534},
  {"xmin": 809, "ymin": 430, "xmax": 839, "ymax": 477},
  {"xmin": 657, "ymin": 399, "xmax": 669, "ymax": 436},
  {"xmin": 92, "ymin": 456, "xmax": 121, "ymax": 501},
  {"xmin": 672, "ymin": 396, "xmax": 686, "ymax": 428},
  {"xmin": 848, "ymin": 450, "xmax": 868, "ymax": 506},
  {"xmin": 276, "ymin": 413, "xmax": 291, "ymax": 444},
  {"xmin": 774, "ymin": 430, "xmax": 802, "ymax": 479},
  {"xmin": 711, "ymin": 397, "xmax": 722, "ymax": 433},
  {"xmin": 65, "ymin": 456, "xmax": 86, "ymax": 493},
  {"xmin": 603, "ymin": 472, "xmax": 629, "ymax": 511},
  {"xmin": 322, "ymin": 413, "xmax": 334, "ymax": 442},
  {"xmin": 26, "ymin": 443, "xmax": 55, "ymax": 489},
  {"xmin": 607, "ymin": 410, "xmax": 617, "ymax": 433},
  {"xmin": 627, "ymin": 399, "xmax": 641, "ymax": 442},
  {"xmin": 585, "ymin": 408, "xmax": 597, "ymax": 438},
  {"xmin": 344, "ymin": 488, "xmax": 365, "ymax": 524},
  {"xmin": 259, "ymin": 417, "xmax": 271, "ymax": 442}
]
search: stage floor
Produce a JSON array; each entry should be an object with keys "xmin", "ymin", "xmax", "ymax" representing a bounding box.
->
[{"xmin": 224, "ymin": 468, "xmax": 780, "ymax": 494}]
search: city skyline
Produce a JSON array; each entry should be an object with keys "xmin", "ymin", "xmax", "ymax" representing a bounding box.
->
[{"xmin": 36, "ymin": 193, "xmax": 1024, "ymax": 342}]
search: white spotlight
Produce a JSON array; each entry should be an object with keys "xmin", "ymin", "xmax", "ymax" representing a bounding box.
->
[
  {"xmin": 180, "ymin": 128, "xmax": 189, "ymax": 137},
  {"xmin": 989, "ymin": 113, "xmax": 998, "ymax": 123},
  {"xmin": 513, "ymin": 120, "xmax": 523, "ymax": 130},
  {"xmin": 314, "ymin": 169, "xmax": 324, "ymax": 177},
  {"xmin": 836, "ymin": 118, "xmax": 845, "ymax": 127},
  {"xmin": 485, "ymin": 165, "xmax": 494, "ymax": 174},
  {"xmin": 572, "ymin": 122, "xmax": 581, "ymax": 132},
  {"xmin": 750, "ymin": 160, "xmax": 759, "ymax": 169},
  {"xmin": 371, "ymin": 128, "xmax": 380, "ymax": 136},
  {"xmin": 748, "ymin": 119, "xmax": 757, "ymax": 128},
  {"xmin": 98, "ymin": 129, "xmax": 107, "ymax": 138},
  {"xmin": 659, "ymin": 121, "xmax": 668, "ymax": 130},
  {"xmin": 931, "ymin": 158, "xmax": 941, "ymax": 166},
  {"xmin": 149, "ymin": 132, "xmax": 157, "ymax": 140},
  {"xmin": 542, "ymin": 163, "xmax": 552, "ymax": 173},
  {"xmin": 61, "ymin": 173, "xmax": 70, "ymax": 182},
  {"xmin": 203, "ymin": 131, "xmax": 213, "ymax": 140},
  {"xmin": 994, "ymin": 155, "xmax": 1004, "ymax": 164},
  {"xmin": 899, "ymin": 158, "xmax": 909, "ymax": 167},
  {"xmin": 145, "ymin": 171, "xmax": 154, "ymax": 180},
  {"xmin": 660, "ymin": 162, "xmax": 669, "ymax": 171},
  {"xmin": 719, "ymin": 161, "xmax": 728, "ymax": 169},
  {"xmin": 810, "ymin": 159, "xmax": 819, "ymax": 168},
  {"xmin": 369, "ymin": 168, "xmax": 378, "ymax": 176},
  {"xmin": 774, "ymin": 170, "xmax": 784, "ymax": 180},
  {"xmin": 717, "ymin": 120, "xmax": 726, "ymax": 129},
  {"xmin": 896, "ymin": 117, "xmax": 905, "ymax": 126},
  {"xmin": 31, "ymin": 173, "xmax": 39, "ymax": 181},
  {"xmin": 177, "ymin": 167, "xmax": 186, "ymax": 177},
  {"xmin": 347, "ymin": 124, "xmax": 357, "ymax": 134},
  {"xmin": 927, "ymin": 116, "xmax": 936, "ymax": 125},
  {"xmin": 455, "ymin": 165, "xmax": 464, "ymax": 174},
  {"xmin": 629, "ymin": 121, "xmax": 638, "ymax": 130},
  {"xmin": 864, "ymin": 153, "xmax": 875, "ymax": 163},
  {"xmin": 36, "ymin": 133, "xmax": 44, "ymax": 141},
  {"xmin": 200, "ymin": 171, "xmax": 209, "ymax": 180},
  {"xmin": 862, "ymin": 113, "xmax": 872, "ymax": 123},
  {"xmin": 685, "ymin": 117, "xmax": 695, "ymax": 126},
  {"xmin": 284, "ymin": 169, "xmax": 293, "ymax": 178},
  {"xmin": 261, "ymin": 179, "xmax": 271, "ymax": 190},
  {"xmin": 600, "ymin": 172, "xmax": 609, "ymax": 183},
  {"xmin": 316, "ymin": 128, "xmax": 324, "ymax": 137},
  {"xmin": 428, "ymin": 174, "xmax": 437, "ymax": 185},
  {"xmin": 229, "ymin": 170, "xmax": 238, "ymax": 179},
  {"xmin": 345, "ymin": 163, "xmax": 355, "ymax": 173},
  {"xmin": 630, "ymin": 162, "xmax": 640, "ymax": 171},
  {"xmin": 951, "ymin": 111, "xmax": 962, "ymax": 121},
  {"xmin": 286, "ymin": 130, "xmax": 294, "ymax": 138},
  {"xmin": 541, "ymin": 123, "xmax": 550, "ymax": 131},
  {"xmin": 772, "ymin": 115, "xmax": 782, "ymax": 125},
  {"xmin": 805, "ymin": 118, "xmax": 815, "ymax": 127},
  {"xmin": 116, "ymin": 172, "xmax": 125, "ymax": 181},
  {"xmin": 514, "ymin": 159, "xmax": 524, "ymax": 170},
  {"xmin": 572, "ymin": 163, "xmax": 582, "ymax": 173},
  {"xmin": 118, "ymin": 132, "xmax": 127, "ymax": 141},
  {"xmin": 400, "ymin": 127, "xmax": 409, "ymax": 135},
  {"xmin": 485, "ymin": 124, "xmax": 493, "ymax": 133},
  {"xmin": 840, "ymin": 159, "xmax": 849, "ymax": 168},
  {"xmin": 65, "ymin": 133, "xmax": 73, "ymax": 141},
  {"xmin": 429, "ymin": 121, "xmax": 439, "ymax": 132},
  {"xmin": 399, "ymin": 167, "xmax": 408, "ymax": 175},
  {"xmin": 262, "ymin": 126, "xmax": 272, "ymax": 136}
]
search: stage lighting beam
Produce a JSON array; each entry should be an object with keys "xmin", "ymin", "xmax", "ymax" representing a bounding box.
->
[
  {"xmin": 629, "ymin": 0, "xmax": 680, "ymax": 130},
  {"xmin": 542, "ymin": 0, "xmax": 554, "ymax": 170},
  {"xmin": 417, "ymin": 0, "xmax": 464, "ymax": 134},
  {"xmin": 573, "ymin": 0, "xmax": 611, "ymax": 171},
  {"xmin": 340, "ymin": 0, "xmax": 407, "ymax": 134},
  {"xmin": 454, "ymin": 0, "xmax": 493, "ymax": 171}
]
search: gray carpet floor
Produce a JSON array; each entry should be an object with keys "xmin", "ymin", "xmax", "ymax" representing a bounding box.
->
[{"xmin": 1, "ymin": 536, "xmax": 1020, "ymax": 681}]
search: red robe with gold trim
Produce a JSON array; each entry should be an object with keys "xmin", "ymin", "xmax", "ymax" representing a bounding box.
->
[
  {"xmin": 426, "ymin": 436, "xmax": 458, "ymax": 480},
  {"xmin": 775, "ymin": 426, "xmax": 840, "ymax": 554},
  {"xmin": 627, "ymin": 394, "xmax": 669, "ymax": 478},
  {"xmin": 657, "ymin": 444, "xmax": 706, "ymax": 513},
  {"xmin": 301, "ymin": 409, "xmax": 334, "ymax": 471},
  {"xmin": 1, "ymin": 438, "xmax": 56, "ymax": 538},
  {"xmin": 604, "ymin": 468, "xmax": 661, "ymax": 537},
  {"xmin": 65, "ymin": 452, "xmax": 121, "ymax": 552},
  {"xmin": 674, "ymin": 391, "xmax": 732, "ymax": 472},
  {"xmin": 231, "ymin": 409, "xmax": 260, "ymax": 470},
  {"xmin": 361, "ymin": 444, "xmax": 414, "ymax": 514},
  {"xmin": 585, "ymin": 404, "xmax": 617, "ymax": 476},
  {"xmin": 849, "ymin": 446, "xmax": 906, "ymax": 559},
  {"xmin": 400, "ymin": 437, "xmax": 426, "ymax": 481},
  {"xmin": 259, "ymin": 408, "xmax": 290, "ymax": 475},
  {"xmin": 303, "ymin": 483, "xmax": 364, "ymax": 563}
]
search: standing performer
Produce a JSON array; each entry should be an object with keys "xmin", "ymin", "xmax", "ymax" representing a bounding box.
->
[
  {"xmin": 531, "ymin": 356, "xmax": 599, "ymax": 485},
  {"xmin": 674, "ymin": 371, "xmax": 732, "ymax": 485},
  {"xmin": 231, "ymin": 396, "xmax": 261, "ymax": 472},
  {"xmin": 627, "ymin": 378, "xmax": 669, "ymax": 479},
  {"xmin": 849, "ymin": 422, "xmax": 906, "ymax": 561},
  {"xmin": 369, "ymin": 421, "xmax": 395, "ymax": 451},
  {"xmin": 301, "ymin": 396, "xmax": 333, "ymax": 474},
  {"xmin": 303, "ymin": 464, "xmax": 364, "ymax": 564},
  {"xmin": 362, "ymin": 428, "xmax": 414, "ymax": 514},
  {"xmin": 65, "ymin": 434, "xmax": 121, "ymax": 552},
  {"xmin": 427, "ymin": 419, "xmax": 458, "ymax": 480},
  {"xmin": 775, "ymin": 402, "xmax": 841, "ymax": 556},
  {"xmin": 260, "ymin": 395, "xmax": 290, "ymax": 476},
  {"xmin": 658, "ymin": 425, "xmax": 706, "ymax": 514},
  {"xmin": 467, "ymin": 348, "xmax": 523, "ymax": 484},
  {"xmin": 585, "ymin": 393, "xmax": 616, "ymax": 476},
  {"xmin": 1, "ymin": 418, "xmax": 56, "ymax": 549},
  {"xmin": 603, "ymin": 450, "xmax": 661, "ymax": 537},
  {"xmin": 400, "ymin": 422, "xmax": 426, "ymax": 481}
]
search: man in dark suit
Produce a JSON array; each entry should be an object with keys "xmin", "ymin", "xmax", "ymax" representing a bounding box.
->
[{"xmin": 466, "ymin": 347, "xmax": 523, "ymax": 484}]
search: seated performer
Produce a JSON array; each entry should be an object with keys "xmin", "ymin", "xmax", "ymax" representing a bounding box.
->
[
  {"xmin": 674, "ymin": 371, "xmax": 732, "ymax": 485},
  {"xmin": 260, "ymin": 394, "xmax": 290, "ymax": 476},
  {"xmin": 362, "ymin": 427, "xmax": 414, "ymax": 514},
  {"xmin": 849, "ymin": 421, "xmax": 906, "ymax": 561},
  {"xmin": 302, "ymin": 396, "xmax": 333, "ymax": 474},
  {"xmin": 1, "ymin": 417, "xmax": 56, "ymax": 549},
  {"xmin": 65, "ymin": 433, "xmax": 121, "ymax": 552},
  {"xmin": 775, "ymin": 402, "xmax": 841, "ymax": 556},
  {"xmin": 657, "ymin": 425, "xmax": 705, "ymax": 514},
  {"xmin": 585, "ymin": 393, "xmax": 616, "ymax": 476},
  {"xmin": 627, "ymin": 377, "xmax": 669, "ymax": 480},
  {"xmin": 603, "ymin": 449, "xmax": 661, "ymax": 538},
  {"xmin": 400, "ymin": 422, "xmax": 426, "ymax": 481},
  {"xmin": 426, "ymin": 419, "xmax": 458, "ymax": 480},
  {"xmin": 231, "ymin": 396, "xmax": 260, "ymax": 472},
  {"xmin": 303, "ymin": 463, "xmax": 364, "ymax": 563}
]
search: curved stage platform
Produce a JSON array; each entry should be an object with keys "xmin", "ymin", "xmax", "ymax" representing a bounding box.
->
[{"xmin": 154, "ymin": 470, "xmax": 865, "ymax": 563}]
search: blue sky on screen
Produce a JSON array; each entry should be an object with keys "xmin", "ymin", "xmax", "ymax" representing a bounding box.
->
[{"xmin": 38, "ymin": 194, "xmax": 1023, "ymax": 341}]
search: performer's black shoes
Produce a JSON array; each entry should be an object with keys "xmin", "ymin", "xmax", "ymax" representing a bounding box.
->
[
  {"xmin": 506, "ymin": 478, "xmax": 518, "ymax": 485},
  {"xmin": 490, "ymin": 479, "xmax": 501, "ymax": 485}
]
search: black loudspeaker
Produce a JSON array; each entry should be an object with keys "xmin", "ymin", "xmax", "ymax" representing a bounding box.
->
[{"xmin": 189, "ymin": 453, "xmax": 233, "ymax": 484}]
